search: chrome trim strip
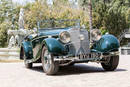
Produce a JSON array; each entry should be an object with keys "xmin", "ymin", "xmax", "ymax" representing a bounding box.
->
[{"xmin": 31, "ymin": 35, "xmax": 58, "ymax": 42}]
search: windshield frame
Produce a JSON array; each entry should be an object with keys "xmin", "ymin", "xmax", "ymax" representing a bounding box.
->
[{"xmin": 37, "ymin": 19, "xmax": 80, "ymax": 29}]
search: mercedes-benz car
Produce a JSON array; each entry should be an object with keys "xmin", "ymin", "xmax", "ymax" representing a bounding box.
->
[{"xmin": 20, "ymin": 20, "xmax": 119, "ymax": 75}]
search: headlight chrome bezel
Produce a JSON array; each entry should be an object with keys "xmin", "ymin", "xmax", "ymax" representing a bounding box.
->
[{"xmin": 59, "ymin": 31, "xmax": 71, "ymax": 44}]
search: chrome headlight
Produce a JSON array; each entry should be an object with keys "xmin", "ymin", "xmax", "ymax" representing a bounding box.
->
[{"xmin": 59, "ymin": 31, "xmax": 71, "ymax": 43}]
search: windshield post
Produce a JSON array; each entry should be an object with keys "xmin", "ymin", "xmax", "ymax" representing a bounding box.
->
[
  {"xmin": 75, "ymin": 19, "xmax": 80, "ymax": 29},
  {"xmin": 37, "ymin": 21, "xmax": 40, "ymax": 34}
]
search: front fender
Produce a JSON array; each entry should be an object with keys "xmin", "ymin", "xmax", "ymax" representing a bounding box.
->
[
  {"xmin": 92, "ymin": 34, "xmax": 119, "ymax": 53},
  {"xmin": 43, "ymin": 38, "xmax": 66, "ymax": 55},
  {"xmin": 21, "ymin": 41, "xmax": 33, "ymax": 59}
]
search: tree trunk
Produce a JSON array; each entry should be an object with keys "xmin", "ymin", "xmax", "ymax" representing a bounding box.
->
[{"xmin": 88, "ymin": 0, "xmax": 93, "ymax": 42}]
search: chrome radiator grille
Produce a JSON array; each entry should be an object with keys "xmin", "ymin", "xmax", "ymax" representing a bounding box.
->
[{"xmin": 68, "ymin": 28, "xmax": 90, "ymax": 56}]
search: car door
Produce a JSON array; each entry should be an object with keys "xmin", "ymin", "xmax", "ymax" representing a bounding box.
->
[{"xmin": 31, "ymin": 36, "xmax": 41, "ymax": 58}]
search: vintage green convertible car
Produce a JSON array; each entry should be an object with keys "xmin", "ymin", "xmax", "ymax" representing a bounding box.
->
[{"xmin": 20, "ymin": 20, "xmax": 119, "ymax": 75}]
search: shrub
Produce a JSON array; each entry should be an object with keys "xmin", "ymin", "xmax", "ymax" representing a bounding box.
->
[{"xmin": 0, "ymin": 22, "xmax": 11, "ymax": 47}]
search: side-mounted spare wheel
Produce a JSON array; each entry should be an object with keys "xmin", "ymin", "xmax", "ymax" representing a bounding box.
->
[
  {"xmin": 101, "ymin": 56, "xmax": 119, "ymax": 71},
  {"xmin": 41, "ymin": 46, "xmax": 59, "ymax": 75},
  {"xmin": 20, "ymin": 47, "xmax": 33, "ymax": 68}
]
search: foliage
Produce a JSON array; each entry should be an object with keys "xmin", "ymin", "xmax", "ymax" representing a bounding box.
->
[
  {"xmin": 0, "ymin": 0, "xmax": 12, "ymax": 23},
  {"xmin": 92, "ymin": 0, "xmax": 130, "ymax": 45},
  {"xmin": 24, "ymin": 0, "xmax": 89, "ymax": 29},
  {"xmin": 93, "ymin": 2, "xmax": 127, "ymax": 37},
  {"xmin": 0, "ymin": 22, "xmax": 11, "ymax": 47},
  {"xmin": 79, "ymin": 0, "xmax": 130, "ymax": 37},
  {"xmin": 0, "ymin": 0, "xmax": 20, "ymax": 47}
]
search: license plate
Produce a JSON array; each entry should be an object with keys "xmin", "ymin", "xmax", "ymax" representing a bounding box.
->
[{"xmin": 78, "ymin": 53, "xmax": 101, "ymax": 59}]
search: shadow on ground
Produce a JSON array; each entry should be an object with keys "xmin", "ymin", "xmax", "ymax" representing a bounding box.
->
[{"xmin": 30, "ymin": 64, "xmax": 127, "ymax": 76}]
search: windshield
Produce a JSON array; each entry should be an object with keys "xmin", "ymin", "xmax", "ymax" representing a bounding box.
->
[{"xmin": 37, "ymin": 19, "xmax": 80, "ymax": 29}]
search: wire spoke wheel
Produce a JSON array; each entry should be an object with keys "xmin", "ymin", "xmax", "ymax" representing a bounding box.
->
[
  {"xmin": 101, "ymin": 56, "xmax": 119, "ymax": 71},
  {"xmin": 41, "ymin": 47, "xmax": 59, "ymax": 75},
  {"xmin": 44, "ymin": 50, "xmax": 52, "ymax": 71}
]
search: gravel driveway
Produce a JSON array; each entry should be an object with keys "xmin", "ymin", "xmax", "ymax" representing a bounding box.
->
[{"xmin": 0, "ymin": 55, "xmax": 130, "ymax": 87}]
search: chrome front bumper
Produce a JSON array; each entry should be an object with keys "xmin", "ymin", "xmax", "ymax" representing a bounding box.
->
[{"xmin": 54, "ymin": 51, "xmax": 119, "ymax": 65}]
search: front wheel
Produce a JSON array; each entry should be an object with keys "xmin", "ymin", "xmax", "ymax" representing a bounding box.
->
[
  {"xmin": 41, "ymin": 47, "xmax": 59, "ymax": 75},
  {"xmin": 101, "ymin": 56, "xmax": 119, "ymax": 71}
]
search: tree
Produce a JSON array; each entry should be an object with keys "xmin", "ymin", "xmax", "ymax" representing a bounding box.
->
[
  {"xmin": 0, "ymin": 0, "xmax": 12, "ymax": 23},
  {"xmin": 0, "ymin": 0, "xmax": 20, "ymax": 47},
  {"xmin": 23, "ymin": 0, "xmax": 88, "ymax": 29},
  {"xmin": 0, "ymin": 22, "xmax": 11, "ymax": 47}
]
